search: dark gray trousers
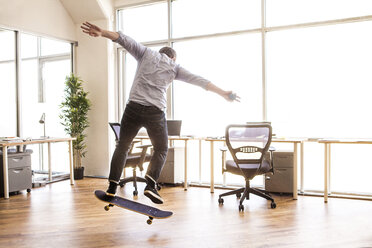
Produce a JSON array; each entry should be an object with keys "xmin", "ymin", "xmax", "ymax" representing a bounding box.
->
[{"xmin": 108, "ymin": 101, "xmax": 168, "ymax": 184}]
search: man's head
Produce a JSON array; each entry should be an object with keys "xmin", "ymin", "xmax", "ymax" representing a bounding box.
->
[{"xmin": 159, "ymin": 46, "xmax": 177, "ymax": 61}]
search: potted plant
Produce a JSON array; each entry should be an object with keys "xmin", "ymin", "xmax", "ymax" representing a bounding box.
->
[{"xmin": 60, "ymin": 73, "xmax": 91, "ymax": 180}]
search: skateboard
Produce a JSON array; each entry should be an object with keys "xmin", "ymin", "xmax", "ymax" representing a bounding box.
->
[{"xmin": 94, "ymin": 190, "xmax": 173, "ymax": 225}]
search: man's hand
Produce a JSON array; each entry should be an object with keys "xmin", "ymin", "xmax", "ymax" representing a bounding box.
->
[
  {"xmin": 206, "ymin": 83, "xmax": 241, "ymax": 102},
  {"xmin": 81, "ymin": 22, "xmax": 103, "ymax": 37},
  {"xmin": 81, "ymin": 21, "xmax": 119, "ymax": 40},
  {"xmin": 223, "ymin": 91, "xmax": 241, "ymax": 102}
]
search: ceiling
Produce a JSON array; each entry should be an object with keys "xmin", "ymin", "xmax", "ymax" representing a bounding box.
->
[{"xmin": 59, "ymin": 0, "xmax": 108, "ymax": 24}]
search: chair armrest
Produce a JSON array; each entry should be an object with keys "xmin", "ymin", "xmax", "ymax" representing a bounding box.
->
[
  {"xmin": 220, "ymin": 147, "xmax": 228, "ymax": 152},
  {"xmin": 136, "ymin": 144, "xmax": 152, "ymax": 149},
  {"xmin": 136, "ymin": 144, "xmax": 152, "ymax": 171},
  {"xmin": 129, "ymin": 140, "xmax": 141, "ymax": 154},
  {"xmin": 268, "ymin": 146, "xmax": 275, "ymax": 174}
]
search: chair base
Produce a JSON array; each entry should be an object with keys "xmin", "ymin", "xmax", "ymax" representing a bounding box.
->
[
  {"xmin": 218, "ymin": 180, "xmax": 276, "ymax": 211},
  {"xmin": 119, "ymin": 167, "xmax": 147, "ymax": 196},
  {"xmin": 118, "ymin": 169, "xmax": 162, "ymax": 196}
]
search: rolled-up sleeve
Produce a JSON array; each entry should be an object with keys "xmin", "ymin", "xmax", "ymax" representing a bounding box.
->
[
  {"xmin": 113, "ymin": 31, "xmax": 146, "ymax": 61},
  {"xmin": 175, "ymin": 66, "xmax": 210, "ymax": 90}
]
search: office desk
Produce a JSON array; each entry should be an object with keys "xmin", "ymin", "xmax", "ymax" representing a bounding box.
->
[
  {"xmin": 318, "ymin": 138, "xmax": 372, "ymax": 203},
  {"xmin": 205, "ymin": 137, "xmax": 304, "ymax": 200},
  {"xmin": 1, "ymin": 137, "xmax": 75, "ymax": 199},
  {"xmin": 135, "ymin": 136, "xmax": 193, "ymax": 191}
]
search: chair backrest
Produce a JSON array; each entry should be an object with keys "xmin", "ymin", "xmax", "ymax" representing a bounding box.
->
[
  {"xmin": 225, "ymin": 124, "xmax": 272, "ymax": 167},
  {"xmin": 167, "ymin": 120, "xmax": 182, "ymax": 136},
  {"xmin": 109, "ymin": 122, "xmax": 121, "ymax": 141}
]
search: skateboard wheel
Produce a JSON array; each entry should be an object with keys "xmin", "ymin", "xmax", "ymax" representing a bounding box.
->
[
  {"xmin": 104, "ymin": 205, "xmax": 110, "ymax": 211},
  {"xmin": 147, "ymin": 219, "xmax": 152, "ymax": 225}
]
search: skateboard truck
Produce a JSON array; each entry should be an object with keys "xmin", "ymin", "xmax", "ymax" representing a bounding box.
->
[
  {"xmin": 104, "ymin": 203, "xmax": 155, "ymax": 225},
  {"xmin": 104, "ymin": 204, "xmax": 154, "ymax": 225}
]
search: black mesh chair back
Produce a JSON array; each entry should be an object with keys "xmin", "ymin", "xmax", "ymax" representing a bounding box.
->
[
  {"xmin": 219, "ymin": 123, "xmax": 276, "ymax": 211},
  {"xmin": 109, "ymin": 123, "xmax": 121, "ymax": 141},
  {"xmin": 226, "ymin": 124, "xmax": 272, "ymax": 180}
]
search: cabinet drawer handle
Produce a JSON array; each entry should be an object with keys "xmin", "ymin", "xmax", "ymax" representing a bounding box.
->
[
  {"xmin": 12, "ymin": 157, "xmax": 24, "ymax": 162},
  {"xmin": 12, "ymin": 169, "xmax": 24, "ymax": 173}
]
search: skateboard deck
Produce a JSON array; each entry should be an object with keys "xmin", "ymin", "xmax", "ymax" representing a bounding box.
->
[{"xmin": 94, "ymin": 190, "xmax": 172, "ymax": 224}]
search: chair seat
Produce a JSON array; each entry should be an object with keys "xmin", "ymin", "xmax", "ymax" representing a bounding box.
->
[
  {"xmin": 125, "ymin": 154, "xmax": 152, "ymax": 168},
  {"xmin": 226, "ymin": 159, "xmax": 271, "ymax": 178}
]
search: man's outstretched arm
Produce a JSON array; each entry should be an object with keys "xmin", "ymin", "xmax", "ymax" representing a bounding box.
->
[
  {"xmin": 206, "ymin": 82, "xmax": 240, "ymax": 102},
  {"xmin": 176, "ymin": 66, "xmax": 240, "ymax": 102},
  {"xmin": 81, "ymin": 22, "xmax": 146, "ymax": 61}
]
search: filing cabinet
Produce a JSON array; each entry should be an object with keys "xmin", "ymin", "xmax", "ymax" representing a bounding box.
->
[
  {"xmin": 265, "ymin": 151, "xmax": 294, "ymax": 194},
  {"xmin": 0, "ymin": 151, "xmax": 32, "ymax": 195},
  {"xmin": 158, "ymin": 147, "xmax": 184, "ymax": 184}
]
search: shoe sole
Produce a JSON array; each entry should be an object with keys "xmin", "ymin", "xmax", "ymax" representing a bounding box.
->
[{"xmin": 144, "ymin": 190, "xmax": 163, "ymax": 204}]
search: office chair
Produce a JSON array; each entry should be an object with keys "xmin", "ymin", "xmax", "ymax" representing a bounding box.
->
[
  {"xmin": 218, "ymin": 123, "xmax": 276, "ymax": 211},
  {"xmin": 109, "ymin": 122, "xmax": 153, "ymax": 196}
]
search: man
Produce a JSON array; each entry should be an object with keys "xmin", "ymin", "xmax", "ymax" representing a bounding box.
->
[{"xmin": 81, "ymin": 22, "xmax": 240, "ymax": 204}]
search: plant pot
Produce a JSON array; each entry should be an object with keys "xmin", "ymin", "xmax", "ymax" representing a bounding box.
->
[{"xmin": 74, "ymin": 167, "xmax": 85, "ymax": 180}]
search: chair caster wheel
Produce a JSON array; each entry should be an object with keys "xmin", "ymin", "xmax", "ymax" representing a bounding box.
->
[
  {"xmin": 27, "ymin": 188, "xmax": 31, "ymax": 193},
  {"xmin": 133, "ymin": 190, "xmax": 138, "ymax": 196},
  {"xmin": 147, "ymin": 217, "xmax": 153, "ymax": 225},
  {"xmin": 236, "ymin": 193, "xmax": 241, "ymax": 198},
  {"xmin": 239, "ymin": 205, "xmax": 244, "ymax": 211},
  {"xmin": 218, "ymin": 198, "xmax": 224, "ymax": 204},
  {"xmin": 271, "ymin": 202, "xmax": 276, "ymax": 209},
  {"xmin": 157, "ymin": 184, "xmax": 161, "ymax": 191}
]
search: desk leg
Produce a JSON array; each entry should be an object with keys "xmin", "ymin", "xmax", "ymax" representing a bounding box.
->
[
  {"xmin": 300, "ymin": 141, "xmax": 304, "ymax": 193},
  {"xmin": 69, "ymin": 140, "xmax": 75, "ymax": 185},
  {"xmin": 48, "ymin": 142, "xmax": 52, "ymax": 182},
  {"xmin": 324, "ymin": 143, "xmax": 330, "ymax": 203},
  {"xmin": 293, "ymin": 143, "xmax": 298, "ymax": 200},
  {"xmin": 184, "ymin": 140, "xmax": 188, "ymax": 191},
  {"xmin": 199, "ymin": 139, "xmax": 202, "ymax": 185},
  {"xmin": 2, "ymin": 147, "xmax": 9, "ymax": 199},
  {"xmin": 210, "ymin": 141, "xmax": 214, "ymax": 193}
]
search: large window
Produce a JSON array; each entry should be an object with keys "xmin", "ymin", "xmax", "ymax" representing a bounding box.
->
[
  {"xmin": 173, "ymin": 34, "xmax": 262, "ymax": 137},
  {"xmin": 117, "ymin": 1, "xmax": 372, "ymax": 195},
  {"xmin": 266, "ymin": 0, "xmax": 372, "ymax": 27},
  {"xmin": 172, "ymin": 0, "xmax": 261, "ymax": 38},
  {"xmin": 0, "ymin": 29, "xmax": 17, "ymax": 137},
  {"xmin": 117, "ymin": 2, "xmax": 168, "ymax": 42},
  {"xmin": 267, "ymin": 20, "xmax": 372, "ymax": 193},
  {"xmin": 0, "ymin": 32, "xmax": 73, "ymax": 175}
]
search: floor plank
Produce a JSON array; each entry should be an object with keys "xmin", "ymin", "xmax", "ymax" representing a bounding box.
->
[{"xmin": 1, "ymin": 178, "xmax": 372, "ymax": 248}]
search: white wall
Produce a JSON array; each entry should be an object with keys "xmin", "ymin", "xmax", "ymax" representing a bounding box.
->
[
  {"xmin": 0, "ymin": 0, "xmax": 76, "ymax": 41},
  {"xmin": 76, "ymin": 18, "xmax": 116, "ymax": 177}
]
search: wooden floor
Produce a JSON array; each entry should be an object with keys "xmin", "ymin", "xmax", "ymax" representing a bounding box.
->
[{"xmin": 1, "ymin": 178, "xmax": 372, "ymax": 248}]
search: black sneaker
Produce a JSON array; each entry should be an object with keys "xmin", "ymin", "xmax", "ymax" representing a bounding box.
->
[
  {"xmin": 106, "ymin": 182, "xmax": 117, "ymax": 197},
  {"xmin": 144, "ymin": 185, "xmax": 164, "ymax": 204}
]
